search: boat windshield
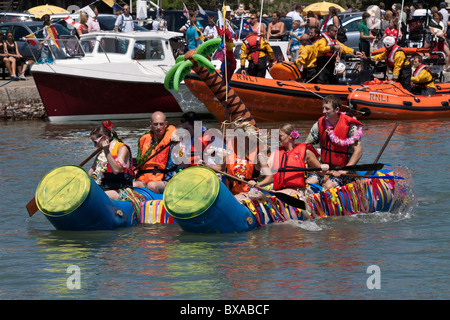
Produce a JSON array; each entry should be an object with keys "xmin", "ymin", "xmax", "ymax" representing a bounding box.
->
[{"xmin": 133, "ymin": 40, "xmax": 165, "ymax": 60}]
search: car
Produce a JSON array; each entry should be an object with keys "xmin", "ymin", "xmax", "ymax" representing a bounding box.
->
[
  {"xmin": 0, "ymin": 21, "xmax": 71, "ymax": 61},
  {"xmin": 340, "ymin": 14, "xmax": 363, "ymax": 51},
  {"xmin": 48, "ymin": 13, "xmax": 148, "ymax": 31},
  {"xmin": 0, "ymin": 12, "xmax": 35, "ymax": 23}
]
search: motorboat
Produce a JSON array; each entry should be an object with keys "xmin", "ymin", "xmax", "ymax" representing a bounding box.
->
[{"xmin": 31, "ymin": 31, "xmax": 209, "ymax": 122}]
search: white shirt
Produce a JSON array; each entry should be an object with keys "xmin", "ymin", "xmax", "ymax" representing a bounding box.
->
[
  {"xmin": 115, "ymin": 13, "xmax": 134, "ymax": 32},
  {"xmin": 439, "ymin": 8, "xmax": 449, "ymax": 31},
  {"xmin": 204, "ymin": 24, "xmax": 218, "ymax": 39}
]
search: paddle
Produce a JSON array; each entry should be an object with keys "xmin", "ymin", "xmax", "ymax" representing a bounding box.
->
[
  {"xmin": 275, "ymin": 163, "xmax": 384, "ymax": 173},
  {"xmin": 204, "ymin": 166, "xmax": 307, "ymax": 210},
  {"xmin": 134, "ymin": 140, "xmax": 176, "ymax": 172},
  {"xmin": 26, "ymin": 146, "xmax": 103, "ymax": 217},
  {"xmin": 373, "ymin": 122, "xmax": 399, "ymax": 164},
  {"xmin": 319, "ymin": 172, "xmax": 405, "ymax": 180}
]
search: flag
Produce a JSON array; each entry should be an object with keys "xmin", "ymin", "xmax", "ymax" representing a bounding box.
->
[
  {"xmin": 24, "ymin": 33, "xmax": 36, "ymax": 46},
  {"xmin": 241, "ymin": 18, "xmax": 251, "ymax": 36},
  {"xmin": 182, "ymin": 3, "xmax": 190, "ymax": 19},
  {"xmin": 112, "ymin": 3, "xmax": 122, "ymax": 12},
  {"xmin": 196, "ymin": 2, "xmax": 207, "ymax": 19},
  {"xmin": 46, "ymin": 25, "xmax": 60, "ymax": 50},
  {"xmin": 102, "ymin": 0, "xmax": 114, "ymax": 7},
  {"xmin": 63, "ymin": 16, "xmax": 85, "ymax": 31},
  {"xmin": 222, "ymin": 3, "xmax": 227, "ymax": 31},
  {"xmin": 80, "ymin": 5, "xmax": 95, "ymax": 17}
]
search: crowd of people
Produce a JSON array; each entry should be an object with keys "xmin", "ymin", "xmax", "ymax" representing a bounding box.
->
[{"xmin": 90, "ymin": 97, "xmax": 362, "ymax": 215}]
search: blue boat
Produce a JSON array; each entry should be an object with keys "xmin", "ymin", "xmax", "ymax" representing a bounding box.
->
[{"xmin": 33, "ymin": 164, "xmax": 415, "ymax": 233}]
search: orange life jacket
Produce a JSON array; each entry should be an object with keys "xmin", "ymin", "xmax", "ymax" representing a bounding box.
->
[
  {"xmin": 386, "ymin": 45, "xmax": 406, "ymax": 68},
  {"xmin": 187, "ymin": 132, "xmax": 214, "ymax": 167},
  {"xmin": 320, "ymin": 32, "xmax": 338, "ymax": 57},
  {"xmin": 243, "ymin": 34, "xmax": 263, "ymax": 64},
  {"xmin": 137, "ymin": 125, "xmax": 177, "ymax": 183},
  {"xmin": 101, "ymin": 141, "xmax": 134, "ymax": 190},
  {"xmin": 318, "ymin": 113, "xmax": 362, "ymax": 167},
  {"xmin": 272, "ymin": 143, "xmax": 319, "ymax": 190},
  {"xmin": 225, "ymin": 139, "xmax": 258, "ymax": 194}
]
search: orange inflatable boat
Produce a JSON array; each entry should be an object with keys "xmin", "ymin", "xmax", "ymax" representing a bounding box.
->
[
  {"xmin": 184, "ymin": 63, "xmax": 450, "ymax": 122},
  {"xmin": 348, "ymin": 81, "xmax": 450, "ymax": 120}
]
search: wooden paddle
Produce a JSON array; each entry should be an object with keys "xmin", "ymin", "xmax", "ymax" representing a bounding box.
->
[
  {"xmin": 373, "ymin": 122, "xmax": 400, "ymax": 164},
  {"xmin": 26, "ymin": 146, "xmax": 103, "ymax": 217},
  {"xmin": 206, "ymin": 166, "xmax": 307, "ymax": 210}
]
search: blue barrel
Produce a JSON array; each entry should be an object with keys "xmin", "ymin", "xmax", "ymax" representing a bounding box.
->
[
  {"xmin": 134, "ymin": 187, "xmax": 163, "ymax": 200},
  {"xmin": 163, "ymin": 166, "xmax": 258, "ymax": 233},
  {"xmin": 35, "ymin": 165, "xmax": 137, "ymax": 230}
]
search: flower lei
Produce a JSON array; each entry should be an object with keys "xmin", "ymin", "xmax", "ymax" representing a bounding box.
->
[
  {"xmin": 324, "ymin": 118, "xmax": 363, "ymax": 146},
  {"xmin": 91, "ymin": 138, "xmax": 118, "ymax": 185},
  {"xmin": 136, "ymin": 128, "xmax": 167, "ymax": 166},
  {"xmin": 290, "ymin": 130, "xmax": 300, "ymax": 140}
]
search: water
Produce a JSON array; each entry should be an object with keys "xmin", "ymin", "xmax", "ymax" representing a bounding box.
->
[{"xmin": 1, "ymin": 118, "xmax": 449, "ymax": 302}]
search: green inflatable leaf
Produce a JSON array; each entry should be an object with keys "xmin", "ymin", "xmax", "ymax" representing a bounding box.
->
[
  {"xmin": 175, "ymin": 55, "xmax": 185, "ymax": 63},
  {"xmin": 192, "ymin": 54, "xmax": 215, "ymax": 74},
  {"xmin": 164, "ymin": 61, "xmax": 184, "ymax": 90},
  {"xmin": 173, "ymin": 60, "xmax": 193, "ymax": 92},
  {"xmin": 196, "ymin": 38, "xmax": 222, "ymax": 57}
]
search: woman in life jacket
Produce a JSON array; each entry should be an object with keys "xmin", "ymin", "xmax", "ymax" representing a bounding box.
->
[
  {"xmin": 224, "ymin": 120, "xmax": 273, "ymax": 201},
  {"xmin": 88, "ymin": 121, "xmax": 134, "ymax": 200},
  {"xmin": 257, "ymin": 124, "xmax": 328, "ymax": 197}
]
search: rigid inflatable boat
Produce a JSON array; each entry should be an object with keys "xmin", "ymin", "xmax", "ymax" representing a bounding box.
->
[
  {"xmin": 184, "ymin": 63, "xmax": 450, "ymax": 122},
  {"xmin": 348, "ymin": 82, "xmax": 450, "ymax": 120}
]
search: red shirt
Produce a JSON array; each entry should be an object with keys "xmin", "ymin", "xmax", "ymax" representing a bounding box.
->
[{"xmin": 384, "ymin": 28, "xmax": 399, "ymax": 42}]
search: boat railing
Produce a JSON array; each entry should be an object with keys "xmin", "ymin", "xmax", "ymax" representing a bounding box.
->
[{"xmin": 22, "ymin": 35, "xmax": 112, "ymax": 63}]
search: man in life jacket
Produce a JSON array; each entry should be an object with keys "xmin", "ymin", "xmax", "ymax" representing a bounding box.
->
[
  {"xmin": 314, "ymin": 25, "xmax": 362, "ymax": 84},
  {"xmin": 411, "ymin": 54, "xmax": 436, "ymax": 97},
  {"xmin": 134, "ymin": 111, "xmax": 179, "ymax": 193},
  {"xmin": 291, "ymin": 34, "xmax": 318, "ymax": 82},
  {"xmin": 370, "ymin": 36, "xmax": 412, "ymax": 91},
  {"xmin": 305, "ymin": 95, "xmax": 363, "ymax": 189},
  {"xmin": 240, "ymin": 31, "xmax": 274, "ymax": 78}
]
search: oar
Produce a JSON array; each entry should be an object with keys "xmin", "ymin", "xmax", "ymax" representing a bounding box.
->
[
  {"xmin": 26, "ymin": 146, "xmax": 103, "ymax": 217},
  {"xmin": 205, "ymin": 166, "xmax": 307, "ymax": 210},
  {"xmin": 134, "ymin": 140, "xmax": 176, "ymax": 172},
  {"xmin": 275, "ymin": 163, "xmax": 384, "ymax": 173},
  {"xmin": 373, "ymin": 122, "xmax": 400, "ymax": 164}
]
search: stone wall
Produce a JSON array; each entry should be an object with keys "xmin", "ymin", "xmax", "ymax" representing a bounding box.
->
[{"xmin": 0, "ymin": 83, "xmax": 47, "ymax": 121}]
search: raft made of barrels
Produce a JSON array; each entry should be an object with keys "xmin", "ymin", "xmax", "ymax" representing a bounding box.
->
[{"xmin": 163, "ymin": 166, "xmax": 415, "ymax": 233}]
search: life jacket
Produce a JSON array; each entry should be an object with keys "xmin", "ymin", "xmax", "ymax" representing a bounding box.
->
[
  {"xmin": 101, "ymin": 141, "xmax": 134, "ymax": 191},
  {"xmin": 386, "ymin": 45, "xmax": 407, "ymax": 69},
  {"xmin": 320, "ymin": 32, "xmax": 338, "ymax": 58},
  {"xmin": 318, "ymin": 113, "xmax": 362, "ymax": 167},
  {"xmin": 225, "ymin": 139, "xmax": 258, "ymax": 194},
  {"xmin": 136, "ymin": 125, "xmax": 177, "ymax": 183},
  {"xmin": 320, "ymin": 15, "xmax": 331, "ymax": 32},
  {"xmin": 243, "ymin": 34, "xmax": 265, "ymax": 64},
  {"xmin": 413, "ymin": 64, "xmax": 434, "ymax": 87},
  {"xmin": 272, "ymin": 143, "xmax": 319, "ymax": 191}
]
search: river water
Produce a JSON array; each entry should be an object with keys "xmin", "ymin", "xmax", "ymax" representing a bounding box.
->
[{"xmin": 1, "ymin": 118, "xmax": 449, "ymax": 303}]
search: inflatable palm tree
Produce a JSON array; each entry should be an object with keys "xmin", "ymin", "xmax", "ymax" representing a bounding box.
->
[{"xmin": 164, "ymin": 38, "xmax": 256, "ymax": 126}]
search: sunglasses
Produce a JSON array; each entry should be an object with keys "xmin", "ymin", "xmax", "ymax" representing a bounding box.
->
[{"xmin": 92, "ymin": 136, "xmax": 103, "ymax": 145}]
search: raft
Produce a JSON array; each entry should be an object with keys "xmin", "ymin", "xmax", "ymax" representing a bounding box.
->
[
  {"xmin": 348, "ymin": 82, "xmax": 450, "ymax": 120},
  {"xmin": 162, "ymin": 166, "xmax": 415, "ymax": 233}
]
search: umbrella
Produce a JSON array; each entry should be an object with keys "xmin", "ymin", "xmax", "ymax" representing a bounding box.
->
[
  {"xmin": 27, "ymin": 4, "xmax": 69, "ymax": 18},
  {"xmin": 303, "ymin": 1, "xmax": 345, "ymax": 15}
]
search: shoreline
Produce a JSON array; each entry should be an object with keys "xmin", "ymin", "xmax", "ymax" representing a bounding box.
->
[{"xmin": 0, "ymin": 75, "xmax": 47, "ymax": 121}]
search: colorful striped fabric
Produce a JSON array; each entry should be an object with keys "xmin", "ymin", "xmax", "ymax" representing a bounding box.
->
[
  {"xmin": 239, "ymin": 174, "xmax": 397, "ymax": 226},
  {"xmin": 140, "ymin": 200, "xmax": 175, "ymax": 224}
]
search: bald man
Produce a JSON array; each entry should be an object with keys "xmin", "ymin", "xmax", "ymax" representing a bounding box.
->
[{"xmin": 134, "ymin": 111, "xmax": 178, "ymax": 193}]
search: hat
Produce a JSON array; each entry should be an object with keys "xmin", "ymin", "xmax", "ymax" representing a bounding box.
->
[
  {"xmin": 383, "ymin": 36, "xmax": 396, "ymax": 48},
  {"xmin": 224, "ymin": 5, "xmax": 231, "ymax": 12},
  {"xmin": 440, "ymin": 2, "xmax": 447, "ymax": 8}
]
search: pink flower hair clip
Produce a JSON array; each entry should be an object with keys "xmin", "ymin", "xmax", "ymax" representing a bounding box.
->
[{"xmin": 290, "ymin": 130, "xmax": 300, "ymax": 139}]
